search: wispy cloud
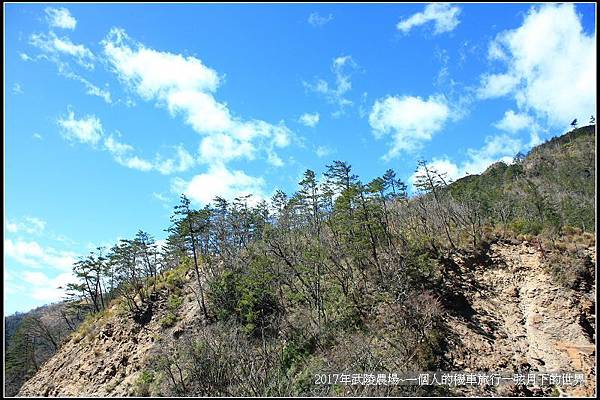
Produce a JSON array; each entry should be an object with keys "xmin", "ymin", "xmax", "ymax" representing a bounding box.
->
[
  {"xmin": 397, "ymin": 3, "xmax": 461, "ymax": 35},
  {"xmin": 30, "ymin": 31, "xmax": 95, "ymax": 70},
  {"xmin": 13, "ymin": 83, "xmax": 23, "ymax": 94},
  {"xmin": 57, "ymin": 108, "xmax": 197, "ymax": 174},
  {"xmin": 57, "ymin": 109, "xmax": 103, "ymax": 145},
  {"xmin": 315, "ymin": 145, "xmax": 334, "ymax": 158},
  {"xmin": 26, "ymin": 27, "xmax": 114, "ymax": 103},
  {"xmin": 6, "ymin": 216, "xmax": 47, "ymax": 235},
  {"xmin": 308, "ymin": 12, "xmax": 333, "ymax": 27},
  {"xmin": 104, "ymin": 134, "xmax": 196, "ymax": 174},
  {"xmin": 45, "ymin": 7, "xmax": 77, "ymax": 30},
  {"xmin": 298, "ymin": 112, "xmax": 320, "ymax": 127},
  {"xmin": 5, "ymin": 239, "xmax": 77, "ymax": 272},
  {"xmin": 303, "ymin": 55, "xmax": 359, "ymax": 117}
]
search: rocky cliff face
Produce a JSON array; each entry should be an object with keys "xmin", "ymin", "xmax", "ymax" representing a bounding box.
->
[
  {"xmin": 441, "ymin": 240, "xmax": 595, "ymax": 396},
  {"xmin": 18, "ymin": 241, "xmax": 596, "ymax": 397}
]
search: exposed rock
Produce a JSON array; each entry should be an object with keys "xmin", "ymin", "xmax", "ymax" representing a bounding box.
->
[
  {"xmin": 17, "ymin": 277, "xmax": 202, "ymax": 397},
  {"xmin": 443, "ymin": 242, "xmax": 596, "ymax": 397}
]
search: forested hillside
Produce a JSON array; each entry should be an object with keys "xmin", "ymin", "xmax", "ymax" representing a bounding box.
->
[
  {"xmin": 5, "ymin": 303, "xmax": 84, "ymax": 396},
  {"xmin": 449, "ymin": 124, "xmax": 595, "ymax": 234},
  {"xmin": 8, "ymin": 125, "xmax": 596, "ymax": 397}
]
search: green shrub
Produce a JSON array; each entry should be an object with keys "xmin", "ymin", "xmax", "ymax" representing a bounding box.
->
[
  {"xmin": 159, "ymin": 311, "xmax": 177, "ymax": 328},
  {"xmin": 208, "ymin": 255, "xmax": 281, "ymax": 337},
  {"xmin": 167, "ymin": 294, "xmax": 183, "ymax": 311},
  {"xmin": 165, "ymin": 269, "xmax": 185, "ymax": 289},
  {"xmin": 281, "ymin": 331, "xmax": 317, "ymax": 371},
  {"xmin": 134, "ymin": 370, "xmax": 155, "ymax": 396},
  {"xmin": 208, "ymin": 270, "xmax": 241, "ymax": 321},
  {"xmin": 510, "ymin": 218, "xmax": 543, "ymax": 236}
]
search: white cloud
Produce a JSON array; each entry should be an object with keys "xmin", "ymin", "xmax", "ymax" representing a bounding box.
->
[
  {"xmin": 172, "ymin": 164, "xmax": 266, "ymax": 205},
  {"xmin": 104, "ymin": 134, "xmax": 196, "ymax": 174},
  {"xmin": 461, "ymin": 134, "xmax": 523, "ymax": 175},
  {"xmin": 410, "ymin": 134, "xmax": 526, "ymax": 189},
  {"xmin": 22, "ymin": 271, "xmax": 51, "ymax": 286},
  {"xmin": 103, "ymin": 28, "xmax": 219, "ymax": 99},
  {"xmin": 494, "ymin": 110, "xmax": 534, "ymax": 133},
  {"xmin": 22, "ymin": 271, "xmax": 76, "ymax": 302},
  {"xmin": 45, "ymin": 7, "xmax": 77, "ymax": 30},
  {"xmin": 299, "ymin": 112, "xmax": 320, "ymax": 127},
  {"xmin": 103, "ymin": 134, "xmax": 150, "ymax": 171},
  {"xmin": 477, "ymin": 73, "xmax": 519, "ymax": 99},
  {"xmin": 33, "ymin": 133, "xmax": 43, "ymax": 140},
  {"xmin": 5, "ymin": 239, "xmax": 77, "ymax": 271},
  {"xmin": 13, "ymin": 83, "xmax": 23, "ymax": 94},
  {"xmin": 478, "ymin": 3, "xmax": 596, "ymax": 127},
  {"xmin": 308, "ymin": 12, "xmax": 334, "ymax": 27},
  {"xmin": 5, "ymin": 216, "xmax": 46, "ymax": 235},
  {"xmin": 315, "ymin": 145, "xmax": 333, "ymax": 158},
  {"xmin": 123, "ymin": 156, "xmax": 154, "ymax": 172},
  {"xmin": 195, "ymin": 120, "xmax": 291, "ymax": 166},
  {"xmin": 412, "ymin": 158, "xmax": 462, "ymax": 187},
  {"xmin": 103, "ymin": 134, "xmax": 134, "ymax": 156},
  {"xmin": 152, "ymin": 192, "xmax": 169, "ymax": 202},
  {"xmin": 55, "ymin": 109, "xmax": 196, "ymax": 174},
  {"xmin": 155, "ymin": 145, "xmax": 197, "ymax": 175},
  {"xmin": 303, "ymin": 55, "xmax": 358, "ymax": 116},
  {"xmin": 166, "ymin": 90, "xmax": 232, "ymax": 132},
  {"xmin": 266, "ymin": 151, "xmax": 284, "ymax": 167},
  {"xmin": 102, "ymin": 28, "xmax": 292, "ymax": 166},
  {"xmin": 30, "ymin": 31, "xmax": 94, "ymax": 69},
  {"xmin": 61, "ymin": 70, "xmax": 112, "ymax": 103},
  {"xmin": 397, "ymin": 3, "xmax": 461, "ymax": 35},
  {"xmin": 369, "ymin": 94, "xmax": 450, "ymax": 159},
  {"xmin": 199, "ymin": 133, "xmax": 255, "ymax": 163},
  {"xmin": 57, "ymin": 109, "xmax": 103, "ymax": 145},
  {"xmin": 27, "ymin": 30, "xmax": 111, "ymax": 102}
]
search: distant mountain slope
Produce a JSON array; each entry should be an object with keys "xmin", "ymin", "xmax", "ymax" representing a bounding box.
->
[
  {"xmin": 5, "ymin": 302, "xmax": 83, "ymax": 396},
  {"xmin": 448, "ymin": 125, "xmax": 595, "ymax": 234},
  {"xmin": 5, "ymin": 313, "xmax": 27, "ymax": 349}
]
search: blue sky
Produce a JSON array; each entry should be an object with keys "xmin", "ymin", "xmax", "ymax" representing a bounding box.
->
[{"xmin": 4, "ymin": 3, "xmax": 596, "ymax": 314}]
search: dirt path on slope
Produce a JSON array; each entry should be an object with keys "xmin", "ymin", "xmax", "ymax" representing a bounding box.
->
[{"xmin": 442, "ymin": 241, "xmax": 596, "ymax": 396}]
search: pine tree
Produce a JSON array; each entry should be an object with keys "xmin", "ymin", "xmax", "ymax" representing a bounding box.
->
[
  {"xmin": 298, "ymin": 169, "xmax": 322, "ymax": 235},
  {"xmin": 171, "ymin": 194, "xmax": 209, "ymax": 320}
]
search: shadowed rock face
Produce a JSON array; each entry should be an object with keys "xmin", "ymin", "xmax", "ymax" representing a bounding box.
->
[{"xmin": 441, "ymin": 241, "xmax": 596, "ymax": 397}]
